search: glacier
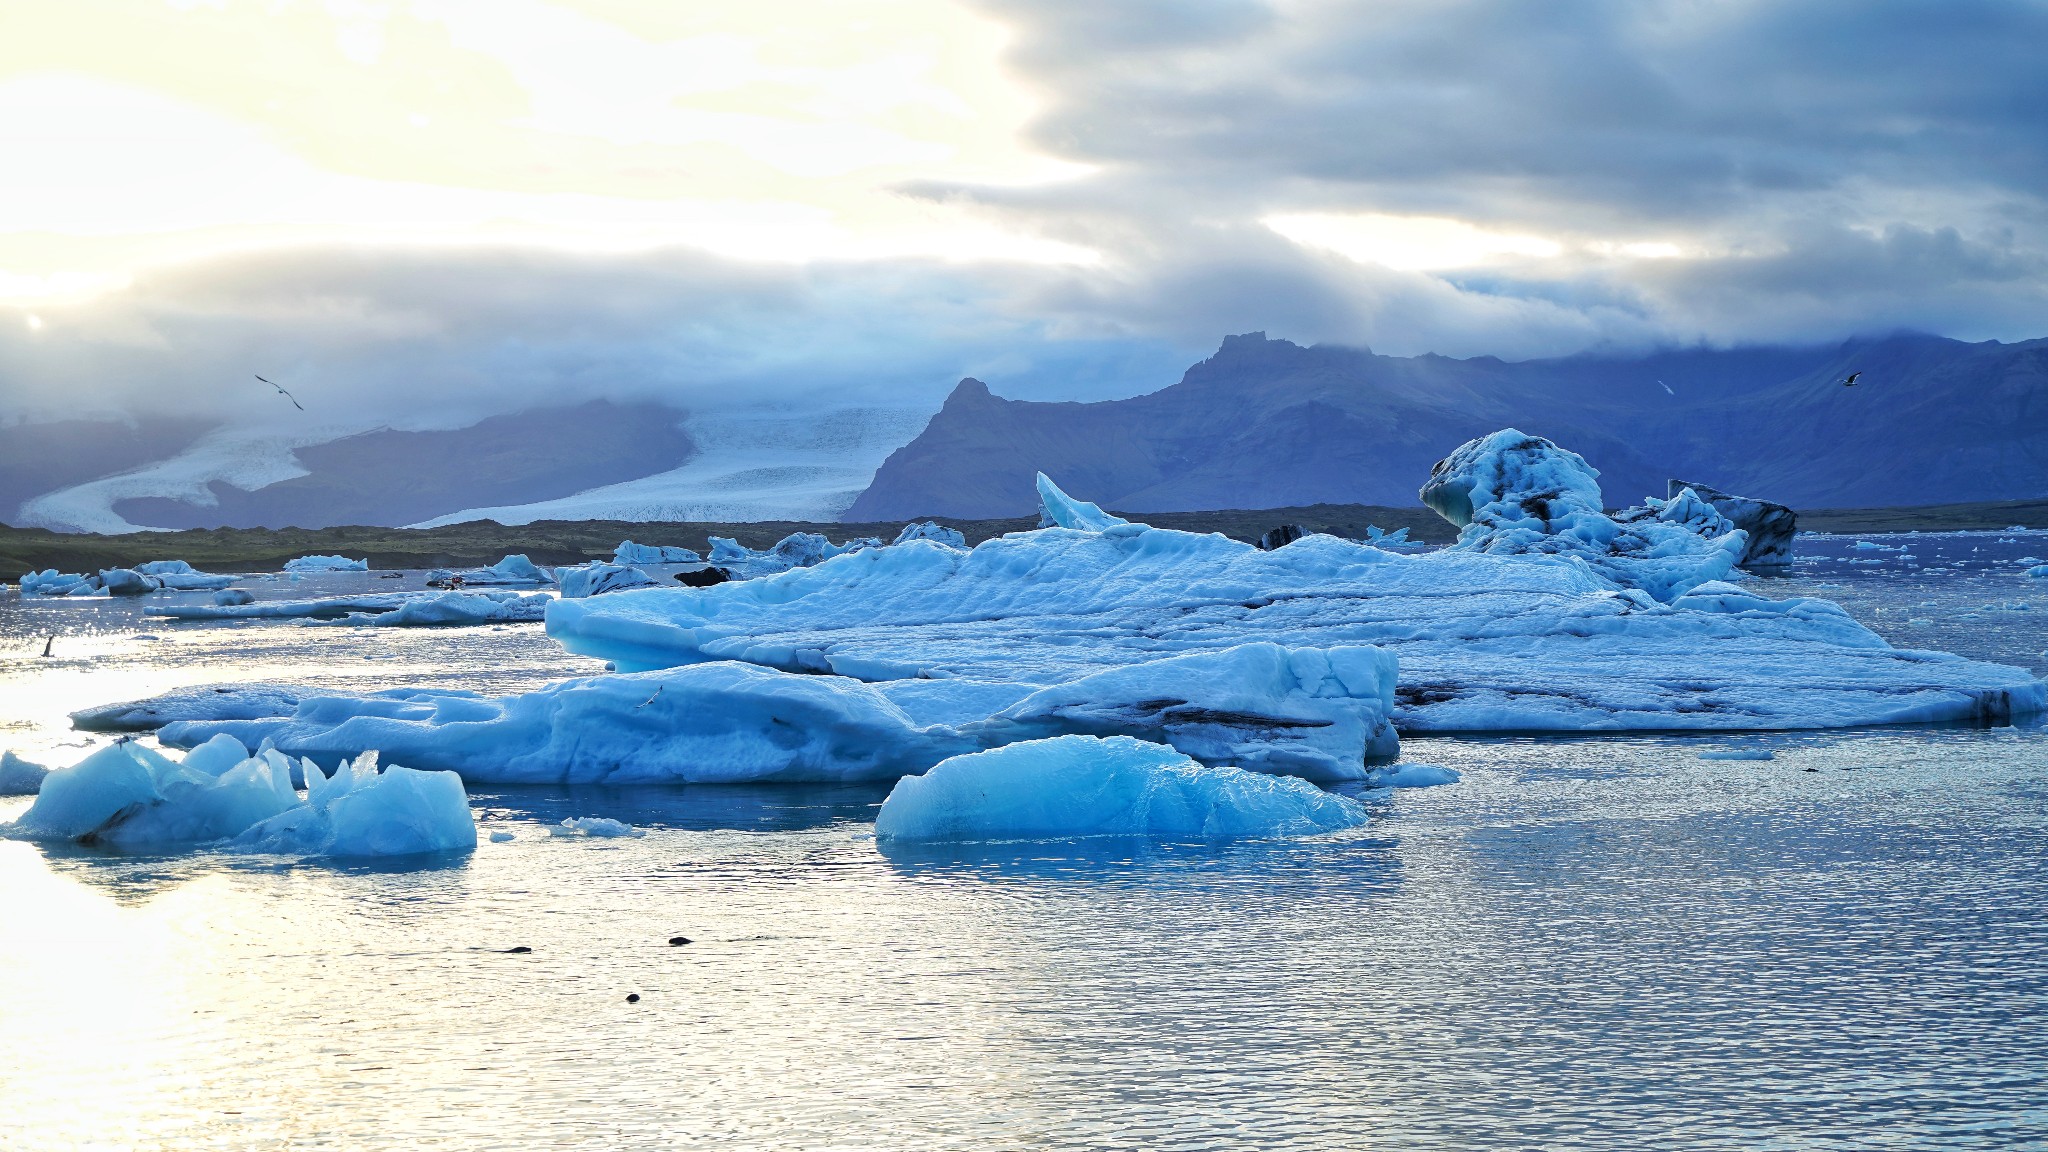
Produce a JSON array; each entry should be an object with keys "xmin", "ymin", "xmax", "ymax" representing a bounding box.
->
[
  {"xmin": 873, "ymin": 735, "xmax": 1369, "ymax": 843},
  {"xmin": 1, "ymin": 740, "xmax": 474, "ymax": 857}
]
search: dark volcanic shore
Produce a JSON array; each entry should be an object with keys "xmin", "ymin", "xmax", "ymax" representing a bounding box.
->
[{"xmin": 6, "ymin": 498, "xmax": 2047, "ymax": 577}]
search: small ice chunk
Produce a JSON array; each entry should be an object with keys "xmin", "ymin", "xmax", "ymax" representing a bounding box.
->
[
  {"xmin": 893, "ymin": 521, "xmax": 968, "ymax": 548},
  {"xmin": 873, "ymin": 735, "xmax": 1368, "ymax": 843},
  {"xmin": 1035, "ymin": 473, "xmax": 1130, "ymax": 533},
  {"xmin": 2027, "ymin": 565, "xmax": 2048, "ymax": 579},
  {"xmin": 1362, "ymin": 762, "xmax": 1462, "ymax": 788},
  {"xmin": 0, "ymin": 751, "xmax": 49, "ymax": 796},
  {"xmin": 1698, "ymin": 749, "xmax": 1776, "ymax": 761},
  {"xmin": 285, "ymin": 555, "xmax": 369, "ymax": 572},
  {"xmin": 214, "ymin": 588, "xmax": 256, "ymax": 606},
  {"xmin": 19, "ymin": 569, "xmax": 95, "ymax": 597},
  {"xmin": 548, "ymin": 816, "xmax": 645, "ymax": 838},
  {"xmin": 489, "ymin": 829, "xmax": 515, "ymax": 842},
  {"xmin": 614, "ymin": 541, "xmax": 703, "ymax": 565},
  {"xmin": 227, "ymin": 756, "xmax": 475, "ymax": 857}
]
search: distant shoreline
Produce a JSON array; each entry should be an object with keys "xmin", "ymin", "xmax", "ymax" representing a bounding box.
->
[{"xmin": 5, "ymin": 497, "xmax": 2047, "ymax": 576}]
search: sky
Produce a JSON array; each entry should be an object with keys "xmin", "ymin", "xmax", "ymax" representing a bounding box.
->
[{"xmin": 2, "ymin": 0, "xmax": 2046, "ymax": 430}]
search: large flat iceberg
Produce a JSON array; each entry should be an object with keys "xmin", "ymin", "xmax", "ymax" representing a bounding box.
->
[
  {"xmin": 156, "ymin": 640, "xmax": 1393, "ymax": 783},
  {"xmin": 873, "ymin": 735, "xmax": 1369, "ymax": 843},
  {"xmin": 147, "ymin": 589, "xmax": 548, "ymax": 626},
  {"xmin": 545, "ymin": 436, "xmax": 2043, "ymax": 735},
  {"xmin": 2, "ymin": 739, "xmax": 474, "ymax": 857}
]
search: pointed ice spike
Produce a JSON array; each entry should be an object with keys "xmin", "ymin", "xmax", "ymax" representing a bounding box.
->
[{"xmin": 1033, "ymin": 473, "xmax": 1131, "ymax": 533}]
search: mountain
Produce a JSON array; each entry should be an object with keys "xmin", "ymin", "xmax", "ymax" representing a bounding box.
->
[
  {"xmin": 16, "ymin": 401, "xmax": 696, "ymax": 533},
  {"xmin": 845, "ymin": 333, "xmax": 2048, "ymax": 519}
]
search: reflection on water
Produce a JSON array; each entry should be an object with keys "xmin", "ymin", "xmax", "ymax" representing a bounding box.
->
[{"xmin": 0, "ymin": 543, "xmax": 2045, "ymax": 1148}]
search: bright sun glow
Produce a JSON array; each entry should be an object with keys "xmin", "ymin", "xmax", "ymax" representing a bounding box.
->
[
  {"xmin": 1265, "ymin": 212, "xmax": 1565, "ymax": 271},
  {"xmin": 0, "ymin": 0, "xmax": 1095, "ymax": 304}
]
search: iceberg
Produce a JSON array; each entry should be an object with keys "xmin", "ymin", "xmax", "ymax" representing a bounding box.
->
[
  {"xmin": 147, "ymin": 589, "xmax": 548, "ymax": 625},
  {"xmin": 1035, "ymin": 471, "xmax": 1130, "ymax": 532},
  {"xmin": 1361, "ymin": 762, "xmax": 1461, "ymax": 788},
  {"xmin": 426, "ymin": 554, "xmax": 555, "ymax": 586},
  {"xmin": 613, "ymin": 541, "xmax": 703, "ymax": 565},
  {"xmin": 892, "ymin": 522, "xmax": 968, "ymax": 549},
  {"xmin": 97, "ymin": 568, "xmax": 162, "ymax": 596},
  {"xmin": 1422, "ymin": 430, "xmax": 1746, "ymax": 602},
  {"xmin": 284, "ymin": 555, "xmax": 369, "ymax": 572},
  {"xmin": 155, "ymin": 640, "xmax": 1390, "ymax": 784},
  {"xmin": 1667, "ymin": 480, "xmax": 1796, "ymax": 569},
  {"xmin": 706, "ymin": 532, "xmax": 882, "ymax": 580},
  {"xmin": 18, "ymin": 569, "xmax": 95, "ymax": 597},
  {"xmin": 71, "ymin": 683, "xmax": 316, "ymax": 732},
  {"xmin": 0, "ymin": 751, "xmax": 48, "ymax": 796},
  {"xmin": 2, "ymin": 739, "xmax": 473, "ymax": 857},
  {"xmin": 547, "ymin": 816, "xmax": 645, "ymax": 838},
  {"xmin": 873, "ymin": 735, "xmax": 1369, "ymax": 843},
  {"xmin": 132, "ymin": 560, "xmax": 239, "ymax": 591},
  {"xmin": 213, "ymin": 588, "xmax": 256, "ymax": 606},
  {"xmin": 558, "ymin": 562, "xmax": 661, "ymax": 598},
  {"xmin": 545, "ymin": 447, "xmax": 2042, "ymax": 737},
  {"xmin": 1257, "ymin": 524, "xmax": 1307, "ymax": 551}
]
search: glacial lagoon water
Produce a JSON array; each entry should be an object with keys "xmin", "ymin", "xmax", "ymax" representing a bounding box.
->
[{"xmin": 2, "ymin": 536, "xmax": 2046, "ymax": 1150}]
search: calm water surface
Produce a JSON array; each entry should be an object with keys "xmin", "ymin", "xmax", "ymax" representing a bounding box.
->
[{"xmin": 1, "ymin": 537, "xmax": 2045, "ymax": 1150}]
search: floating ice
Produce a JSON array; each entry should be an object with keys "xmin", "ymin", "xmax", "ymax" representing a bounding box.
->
[
  {"xmin": 1035, "ymin": 471, "xmax": 1130, "ymax": 532},
  {"xmin": 489, "ymin": 829, "xmax": 515, "ymax": 842},
  {"xmin": 284, "ymin": 555, "xmax": 369, "ymax": 572},
  {"xmin": 1423, "ymin": 430, "xmax": 1745, "ymax": 602},
  {"xmin": 156, "ymin": 641, "xmax": 1391, "ymax": 783},
  {"xmin": 1361, "ymin": 762, "xmax": 1462, "ymax": 788},
  {"xmin": 873, "ymin": 735, "xmax": 1369, "ymax": 843},
  {"xmin": 1363, "ymin": 525, "xmax": 1413, "ymax": 547},
  {"xmin": 426, "ymin": 554, "xmax": 554, "ymax": 586},
  {"xmin": 1, "ymin": 739, "xmax": 474, "ymax": 857},
  {"xmin": 213, "ymin": 588, "xmax": 256, "ymax": 606},
  {"xmin": 558, "ymin": 562, "xmax": 661, "ymax": 598},
  {"xmin": 227, "ymin": 753, "xmax": 476, "ymax": 857},
  {"xmin": 1698, "ymin": 749, "xmax": 1775, "ymax": 761},
  {"xmin": 132, "ymin": 560, "xmax": 239, "ymax": 591},
  {"xmin": 613, "ymin": 541, "xmax": 703, "ymax": 565},
  {"xmin": 547, "ymin": 816, "xmax": 645, "ymax": 839},
  {"xmin": 71, "ymin": 683, "xmax": 316, "ymax": 732},
  {"xmin": 2028, "ymin": 565, "xmax": 2048, "ymax": 579},
  {"xmin": 1665, "ymin": 480, "xmax": 1796, "ymax": 569},
  {"xmin": 0, "ymin": 751, "xmax": 48, "ymax": 796},
  {"xmin": 546, "ymin": 464, "xmax": 2042, "ymax": 737},
  {"xmin": 893, "ymin": 521, "xmax": 968, "ymax": 548},
  {"xmin": 707, "ymin": 532, "xmax": 881, "ymax": 580},
  {"xmin": 147, "ymin": 589, "xmax": 547, "ymax": 626},
  {"xmin": 18, "ymin": 569, "xmax": 95, "ymax": 597}
]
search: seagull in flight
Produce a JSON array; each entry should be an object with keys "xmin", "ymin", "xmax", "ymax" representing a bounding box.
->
[
  {"xmin": 256, "ymin": 374, "xmax": 304, "ymax": 410},
  {"xmin": 1841, "ymin": 371, "xmax": 1862, "ymax": 387},
  {"xmin": 1657, "ymin": 380, "xmax": 1676, "ymax": 397}
]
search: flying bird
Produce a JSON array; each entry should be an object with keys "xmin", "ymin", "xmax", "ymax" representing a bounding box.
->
[
  {"xmin": 256, "ymin": 374, "xmax": 304, "ymax": 410},
  {"xmin": 1841, "ymin": 371, "xmax": 1862, "ymax": 387},
  {"xmin": 1657, "ymin": 380, "xmax": 1675, "ymax": 397}
]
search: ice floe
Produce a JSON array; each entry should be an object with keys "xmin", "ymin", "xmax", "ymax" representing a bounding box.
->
[
  {"xmin": 1361, "ymin": 762, "xmax": 1462, "ymax": 788},
  {"xmin": 426, "ymin": 554, "xmax": 555, "ymax": 586},
  {"xmin": 1, "ymin": 740, "xmax": 473, "ymax": 857},
  {"xmin": 706, "ymin": 532, "xmax": 882, "ymax": 580},
  {"xmin": 155, "ymin": 640, "xmax": 1392, "ymax": 783},
  {"xmin": 0, "ymin": 752, "xmax": 48, "ymax": 796},
  {"xmin": 547, "ymin": 816, "xmax": 645, "ymax": 839},
  {"xmin": 71, "ymin": 683, "xmax": 316, "ymax": 732},
  {"xmin": 873, "ymin": 735, "xmax": 1369, "ymax": 843},
  {"xmin": 17, "ymin": 561, "xmax": 237, "ymax": 597},
  {"xmin": 285, "ymin": 555, "xmax": 369, "ymax": 572},
  {"xmin": 545, "ymin": 440, "xmax": 2043, "ymax": 738},
  {"xmin": 147, "ymin": 589, "xmax": 549, "ymax": 626},
  {"xmin": 557, "ymin": 562, "xmax": 661, "ymax": 598},
  {"xmin": 613, "ymin": 541, "xmax": 703, "ymax": 565},
  {"xmin": 893, "ymin": 521, "xmax": 968, "ymax": 548}
]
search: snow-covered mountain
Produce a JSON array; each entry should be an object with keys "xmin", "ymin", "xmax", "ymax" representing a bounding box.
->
[{"xmin": 847, "ymin": 332, "xmax": 2048, "ymax": 520}]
